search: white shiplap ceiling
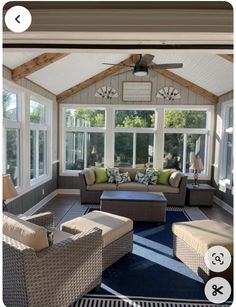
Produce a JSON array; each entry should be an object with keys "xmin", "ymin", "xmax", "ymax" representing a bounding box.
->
[{"xmin": 3, "ymin": 52, "xmax": 233, "ymax": 97}]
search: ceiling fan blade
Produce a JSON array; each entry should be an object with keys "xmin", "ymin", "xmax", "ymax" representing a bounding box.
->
[
  {"xmin": 102, "ymin": 62, "xmax": 134, "ymax": 68},
  {"xmin": 111, "ymin": 69, "xmax": 134, "ymax": 78},
  {"xmin": 149, "ymin": 63, "xmax": 183, "ymax": 69},
  {"xmin": 138, "ymin": 54, "xmax": 155, "ymax": 66}
]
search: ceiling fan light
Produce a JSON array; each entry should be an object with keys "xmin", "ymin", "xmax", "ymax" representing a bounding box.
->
[{"xmin": 133, "ymin": 66, "xmax": 148, "ymax": 77}]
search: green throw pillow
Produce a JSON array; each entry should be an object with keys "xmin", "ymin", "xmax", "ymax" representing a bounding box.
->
[
  {"xmin": 93, "ymin": 167, "xmax": 108, "ymax": 183},
  {"xmin": 157, "ymin": 169, "xmax": 174, "ymax": 185}
]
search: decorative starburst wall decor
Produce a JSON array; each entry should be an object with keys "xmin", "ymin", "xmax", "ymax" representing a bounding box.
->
[
  {"xmin": 156, "ymin": 86, "xmax": 181, "ymax": 101},
  {"xmin": 95, "ymin": 86, "xmax": 118, "ymax": 99}
]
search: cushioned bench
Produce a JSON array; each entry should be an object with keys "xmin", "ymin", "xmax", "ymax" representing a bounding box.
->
[
  {"xmin": 61, "ymin": 210, "xmax": 133, "ymax": 270},
  {"xmin": 172, "ymin": 219, "xmax": 233, "ymax": 282}
]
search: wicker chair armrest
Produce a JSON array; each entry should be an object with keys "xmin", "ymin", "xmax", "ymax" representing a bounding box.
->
[
  {"xmin": 21, "ymin": 212, "xmax": 54, "ymax": 228},
  {"xmin": 36, "ymin": 227, "xmax": 102, "ymax": 260}
]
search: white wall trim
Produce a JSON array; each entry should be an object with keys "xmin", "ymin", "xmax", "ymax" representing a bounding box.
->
[
  {"xmin": 23, "ymin": 190, "xmax": 57, "ymax": 216},
  {"xmin": 213, "ymin": 195, "xmax": 233, "ymax": 215},
  {"xmin": 57, "ymin": 189, "xmax": 81, "ymax": 195}
]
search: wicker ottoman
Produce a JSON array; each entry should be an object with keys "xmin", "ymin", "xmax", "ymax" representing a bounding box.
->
[
  {"xmin": 172, "ymin": 220, "xmax": 233, "ymax": 282},
  {"xmin": 61, "ymin": 210, "xmax": 133, "ymax": 270}
]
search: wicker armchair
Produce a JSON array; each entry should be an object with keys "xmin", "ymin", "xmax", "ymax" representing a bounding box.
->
[{"xmin": 3, "ymin": 212, "xmax": 102, "ymax": 307}]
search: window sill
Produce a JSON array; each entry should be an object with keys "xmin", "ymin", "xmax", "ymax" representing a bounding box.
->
[{"xmin": 30, "ymin": 175, "xmax": 52, "ymax": 188}]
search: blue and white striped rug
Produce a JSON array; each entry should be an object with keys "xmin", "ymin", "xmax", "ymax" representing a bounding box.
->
[{"xmin": 73, "ymin": 294, "xmax": 231, "ymax": 307}]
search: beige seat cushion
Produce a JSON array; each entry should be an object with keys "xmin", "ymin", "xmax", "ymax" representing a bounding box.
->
[
  {"xmin": 172, "ymin": 220, "xmax": 233, "ymax": 256},
  {"xmin": 87, "ymin": 183, "xmax": 117, "ymax": 191},
  {"xmin": 148, "ymin": 184, "xmax": 179, "ymax": 194},
  {"xmin": 117, "ymin": 182, "xmax": 148, "ymax": 191},
  {"xmin": 61, "ymin": 210, "xmax": 133, "ymax": 248},
  {"xmin": 3, "ymin": 212, "xmax": 49, "ymax": 251},
  {"xmin": 84, "ymin": 168, "xmax": 95, "ymax": 185},
  {"xmin": 169, "ymin": 171, "xmax": 182, "ymax": 188}
]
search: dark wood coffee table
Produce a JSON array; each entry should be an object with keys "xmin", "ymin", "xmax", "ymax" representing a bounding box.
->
[{"xmin": 100, "ymin": 191, "xmax": 167, "ymax": 222}]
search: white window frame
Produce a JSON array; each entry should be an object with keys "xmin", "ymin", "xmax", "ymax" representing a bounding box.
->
[
  {"xmin": 30, "ymin": 96, "xmax": 49, "ymax": 185},
  {"xmin": 3, "ymin": 85, "xmax": 22, "ymax": 190},
  {"xmin": 3, "ymin": 79, "xmax": 53, "ymax": 195},
  {"xmin": 60, "ymin": 105, "xmax": 106, "ymax": 175},
  {"xmin": 113, "ymin": 106, "xmax": 157, "ymax": 168},
  {"xmin": 219, "ymin": 100, "xmax": 233, "ymax": 190},
  {"xmin": 163, "ymin": 105, "xmax": 214, "ymax": 179},
  {"xmin": 60, "ymin": 104, "xmax": 214, "ymax": 180}
]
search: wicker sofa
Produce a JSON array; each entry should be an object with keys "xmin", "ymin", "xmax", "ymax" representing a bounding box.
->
[
  {"xmin": 3, "ymin": 212, "xmax": 102, "ymax": 307},
  {"xmin": 79, "ymin": 167, "xmax": 187, "ymax": 207}
]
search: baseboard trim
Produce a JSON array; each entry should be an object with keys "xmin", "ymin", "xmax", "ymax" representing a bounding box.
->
[
  {"xmin": 57, "ymin": 189, "xmax": 80, "ymax": 195},
  {"xmin": 213, "ymin": 196, "xmax": 233, "ymax": 215},
  {"xmin": 23, "ymin": 190, "xmax": 57, "ymax": 216}
]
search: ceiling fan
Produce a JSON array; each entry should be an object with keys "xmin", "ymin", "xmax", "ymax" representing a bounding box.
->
[{"xmin": 103, "ymin": 54, "xmax": 183, "ymax": 77}]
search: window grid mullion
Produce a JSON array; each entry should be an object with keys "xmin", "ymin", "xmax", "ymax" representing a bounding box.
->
[
  {"xmin": 133, "ymin": 133, "xmax": 136, "ymax": 168},
  {"xmin": 183, "ymin": 133, "xmax": 187, "ymax": 174}
]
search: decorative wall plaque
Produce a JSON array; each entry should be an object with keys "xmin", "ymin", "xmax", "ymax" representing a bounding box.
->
[
  {"xmin": 123, "ymin": 82, "xmax": 152, "ymax": 102},
  {"xmin": 95, "ymin": 86, "xmax": 118, "ymax": 99},
  {"xmin": 156, "ymin": 86, "xmax": 181, "ymax": 101}
]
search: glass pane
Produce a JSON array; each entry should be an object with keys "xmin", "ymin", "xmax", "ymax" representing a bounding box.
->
[
  {"xmin": 227, "ymin": 106, "xmax": 233, "ymax": 128},
  {"xmin": 39, "ymin": 130, "xmax": 47, "ymax": 176},
  {"xmin": 6, "ymin": 129, "xmax": 20, "ymax": 186},
  {"xmin": 30, "ymin": 99, "xmax": 45, "ymax": 124},
  {"xmin": 87, "ymin": 133, "xmax": 104, "ymax": 168},
  {"xmin": 186, "ymin": 134, "xmax": 206, "ymax": 174},
  {"xmin": 136, "ymin": 133, "xmax": 154, "ymax": 167},
  {"xmin": 65, "ymin": 109, "xmax": 105, "ymax": 128},
  {"xmin": 164, "ymin": 134, "xmax": 183, "ymax": 171},
  {"xmin": 226, "ymin": 133, "xmax": 233, "ymax": 179},
  {"xmin": 65, "ymin": 132, "xmax": 85, "ymax": 170},
  {"xmin": 3, "ymin": 89, "xmax": 17, "ymax": 121},
  {"xmin": 115, "ymin": 110, "xmax": 155, "ymax": 128},
  {"xmin": 165, "ymin": 110, "xmax": 207, "ymax": 128},
  {"xmin": 30, "ymin": 130, "xmax": 37, "ymax": 179},
  {"xmin": 114, "ymin": 133, "xmax": 133, "ymax": 167}
]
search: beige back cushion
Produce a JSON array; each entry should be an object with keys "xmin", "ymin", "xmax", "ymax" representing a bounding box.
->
[
  {"xmin": 3, "ymin": 212, "xmax": 49, "ymax": 251},
  {"xmin": 119, "ymin": 167, "xmax": 145, "ymax": 181},
  {"xmin": 84, "ymin": 168, "xmax": 96, "ymax": 185},
  {"xmin": 169, "ymin": 171, "xmax": 182, "ymax": 188}
]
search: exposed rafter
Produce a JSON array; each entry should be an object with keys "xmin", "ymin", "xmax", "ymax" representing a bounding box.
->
[
  {"xmin": 57, "ymin": 54, "xmax": 139, "ymax": 102},
  {"xmin": 152, "ymin": 67, "xmax": 218, "ymax": 103},
  {"xmin": 12, "ymin": 53, "xmax": 68, "ymax": 81},
  {"xmin": 218, "ymin": 54, "xmax": 233, "ymax": 63}
]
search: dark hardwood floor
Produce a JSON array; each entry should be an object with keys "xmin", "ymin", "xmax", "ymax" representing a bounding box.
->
[{"xmin": 36, "ymin": 194, "xmax": 233, "ymax": 227}]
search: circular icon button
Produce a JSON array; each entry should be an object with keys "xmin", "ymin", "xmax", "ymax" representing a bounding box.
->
[
  {"xmin": 5, "ymin": 6, "xmax": 32, "ymax": 33},
  {"xmin": 204, "ymin": 277, "xmax": 231, "ymax": 304},
  {"xmin": 204, "ymin": 246, "xmax": 231, "ymax": 272}
]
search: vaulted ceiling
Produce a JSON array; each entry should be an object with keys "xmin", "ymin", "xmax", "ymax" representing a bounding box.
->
[{"xmin": 3, "ymin": 51, "xmax": 233, "ymax": 100}]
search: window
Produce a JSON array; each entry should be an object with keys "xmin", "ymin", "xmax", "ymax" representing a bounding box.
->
[
  {"xmin": 220, "ymin": 103, "xmax": 233, "ymax": 185},
  {"xmin": 114, "ymin": 109, "xmax": 155, "ymax": 167},
  {"xmin": 60, "ymin": 105, "xmax": 214, "ymax": 180},
  {"xmin": 30, "ymin": 98, "xmax": 48, "ymax": 181},
  {"xmin": 64, "ymin": 108, "xmax": 106, "ymax": 171},
  {"xmin": 3, "ymin": 88, "xmax": 20, "ymax": 187},
  {"xmin": 164, "ymin": 110, "xmax": 209, "ymax": 174}
]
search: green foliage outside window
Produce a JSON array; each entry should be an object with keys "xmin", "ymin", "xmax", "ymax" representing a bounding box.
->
[
  {"xmin": 165, "ymin": 110, "xmax": 207, "ymax": 128},
  {"xmin": 115, "ymin": 110, "xmax": 155, "ymax": 128}
]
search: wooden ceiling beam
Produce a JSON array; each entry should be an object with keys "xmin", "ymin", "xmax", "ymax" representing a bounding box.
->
[
  {"xmin": 12, "ymin": 53, "xmax": 68, "ymax": 81},
  {"xmin": 218, "ymin": 54, "xmax": 233, "ymax": 63},
  {"xmin": 57, "ymin": 54, "xmax": 138, "ymax": 102},
  {"xmin": 152, "ymin": 66, "xmax": 218, "ymax": 103}
]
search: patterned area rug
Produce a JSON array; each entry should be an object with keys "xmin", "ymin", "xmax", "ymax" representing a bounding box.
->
[
  {"xmin": 71, "ymin": 207, "xmax": 230, "ymax": 306},
  {"xmin": 73, "ymin": 295, "xmax": 231, "ymax": 307}
]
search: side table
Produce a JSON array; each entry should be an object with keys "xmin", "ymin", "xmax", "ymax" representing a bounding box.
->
[{"xmin": 186, "ymin": 184, "xmax": 216, "ymax": 207}]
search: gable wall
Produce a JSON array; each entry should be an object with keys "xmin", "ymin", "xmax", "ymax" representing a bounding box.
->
[{"xmin": 59, "ymin": 69, "xmax": 214, "ymax": 105}]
